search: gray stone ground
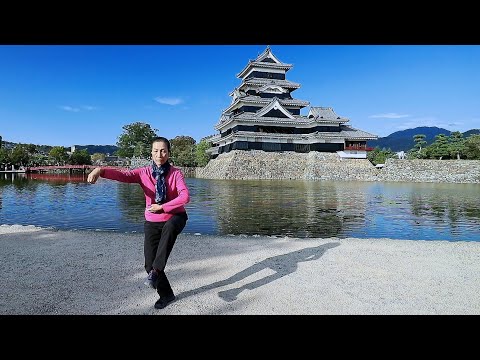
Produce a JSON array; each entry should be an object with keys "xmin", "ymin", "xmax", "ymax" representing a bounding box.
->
[{"xmin": 1, "ymin": 224, "xmax": 479, "ymax": 315}]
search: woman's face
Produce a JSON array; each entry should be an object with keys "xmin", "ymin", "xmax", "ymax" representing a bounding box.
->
[{"xmin": 151, "ymin": 141, "xmax": 169, "ymax": 166}]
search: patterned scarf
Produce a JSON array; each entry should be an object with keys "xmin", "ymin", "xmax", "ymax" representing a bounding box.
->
[{"xmin": 152, "ymin": 161, "xmax": 171, "ymax": 204}]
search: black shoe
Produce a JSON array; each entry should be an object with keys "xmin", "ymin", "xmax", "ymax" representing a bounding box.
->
[
  {"xmin": 154, "ymin": 294, "xmax": 176, "ymax": 309},
  {"xmin": 144, "ymin": 270, "xmax": 158, "ymax": 289}
]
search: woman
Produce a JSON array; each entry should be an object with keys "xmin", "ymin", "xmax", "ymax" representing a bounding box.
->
[{"xmin": 87, "ymin": 136, "xmax": 190, "ymax": 310}]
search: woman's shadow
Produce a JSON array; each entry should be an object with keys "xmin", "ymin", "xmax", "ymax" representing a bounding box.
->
[{"xmin": 176, "ymin": 242, "xmax": 340, "ymax": 302}]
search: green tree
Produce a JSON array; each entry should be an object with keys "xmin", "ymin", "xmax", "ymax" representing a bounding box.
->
[
  {"xmin": 448, "ymin": 131, "xmax": 465, "ymax": 160},
  {"xmin": 29, "ymin": 153, "xmax": 50, "ymax": 166},
  {"xmin": 367, "ymin": 147, "xmax": 380, "ymax": 164},
  {"xmin": 49, "ymin": 146, "xmax": 68, "ymax": 165},
  {"xmin": 133, "ymin": 141, "xmax": 151, "ymax": 158},
  {"xmin": 10, "ymin": 144, "xmax": 30, "ymax": 166},
  {"xmin": 116, "ymin": 122, "xmax": 158, "ymax": 158},
  {"xmin": 26, "ymin": 144, "xmax": 38, "ymax": 155},
  {"xmin": 170, "ymin": 136, "xmax": 196, "ymax": 167},
  {"xmin": 69, "ymin": 149, "xmax": 92, "ymax": 165},
  {"xmin": 413, "ymin": 134, "xmax": 427, "ymax": 155},
  {"xmin": 0, "ymin": 147, "xmax": 10, "ymax": 167},
  {"xmin": 426, "ymin": 134, "xmax": 450, "ymax": 159},
  {"xmin": 464, "ymin": 134, "xmax": 480, "ymax": 159},
  {"xmin": 367, "ymin": 147, "xmax": 396, "ymax": 165},
  {"xmin": 195, "ymin": 139, "xmax": 211, "ymax": 167},
  {"xmin": 91, "ymin": 152, "xmax": 106, "ymax": 164}
]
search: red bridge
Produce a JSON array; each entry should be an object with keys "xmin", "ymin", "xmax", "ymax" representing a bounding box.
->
[{"xmin": 26, "ymin": 165, "xmax": 129, "ymax": 173}]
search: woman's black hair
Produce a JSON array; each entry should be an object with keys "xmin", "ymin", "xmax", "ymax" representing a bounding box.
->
[{"xmin": 152, "ymin": 136, "xmax": 171, "ymax": 152}]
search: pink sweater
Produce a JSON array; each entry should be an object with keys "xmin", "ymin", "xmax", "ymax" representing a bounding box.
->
[{"xmin": 102, "ymin": 166, "xmax": 190, "ymax": 223}]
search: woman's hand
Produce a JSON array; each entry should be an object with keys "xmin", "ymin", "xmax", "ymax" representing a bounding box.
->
[
  {"xmin": 147, "ymin": 204, "xmax": 163, "ymax": 213},
  {"xmin": 87, "ymin": 168, "xmax": 103, "ymax": 184}
]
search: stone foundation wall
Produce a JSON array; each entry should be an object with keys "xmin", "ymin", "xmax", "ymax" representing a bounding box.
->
[
  {"xmin": 377, "ymin": 159, "xmax": 480, "ymax": 183},
  {"xmin": 194, "ymin": 151, "xmax": 480, "ymax": 184}
]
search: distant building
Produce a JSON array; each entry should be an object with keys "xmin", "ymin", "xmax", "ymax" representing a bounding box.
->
[
  {"xmin": 100, "ymin": 155, "xmax": 128, "ymax": 167},
  {"xmin": 206, "ymin": 46, "xmax": 377, "ymax": 159}
]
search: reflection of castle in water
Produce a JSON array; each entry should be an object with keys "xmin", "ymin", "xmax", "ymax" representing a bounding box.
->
[{"xmin": 213, "ymin": 180, "xmax": 368, "ymax": 238}]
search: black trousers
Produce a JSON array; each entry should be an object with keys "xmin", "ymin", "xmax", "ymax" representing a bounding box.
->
[{"xmin": 144, "ymin": 212, "xmax": 188, "ymax": 297}]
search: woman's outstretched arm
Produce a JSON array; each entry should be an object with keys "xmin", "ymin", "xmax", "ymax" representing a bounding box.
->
[
  {"xmin": 87, "ymin": 167, "xmax": 104, "ymax": 184},
  {"xmin": 87, "ymin": 167, "xmax": 142, "ymax": 184}
]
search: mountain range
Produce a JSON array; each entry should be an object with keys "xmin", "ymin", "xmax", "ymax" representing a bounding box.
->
[
  {"xmin": 0, "ymin": 142, "xmax": 119, "ymax": 155},
  {"xmin": 73, "ymin": 145, "xmax": 119, "ymax": 155},
  {"xmin": 367, "ymin": 127, "xmax": 480, "ymax": 152}
]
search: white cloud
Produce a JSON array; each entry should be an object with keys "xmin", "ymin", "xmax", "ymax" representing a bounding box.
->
[
  {"xmin": 394, "ymin": 117, "xmax": 436, "ymax": 130},
  {"xmin": 59, "ymin": 105, "xmax": 97, "ymax": 112},
  {"xmin": 154, "ymin": 97, "xmax": 183, "ymax": 106},
  {"xmin": 453, "ymin": 118, "xmax": 480, "ymax": 131},
  {"xmin": 59, "ymin": 106, "xmax": 80, "ymax": 112},
  {"xmin": 369, "ymin": 112, "xmax": 410, "ymax": 119}
]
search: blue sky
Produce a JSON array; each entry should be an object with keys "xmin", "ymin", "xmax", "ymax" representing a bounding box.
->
[{"xmin": 1, "ymin": 45, "xmax": 479, "ymax": 147}]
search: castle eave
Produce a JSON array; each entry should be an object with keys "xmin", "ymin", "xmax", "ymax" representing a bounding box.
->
[
  {"xmin": 215, "ymin": 114, "xmax": 348, "ymax": 130},
  {"xmin": 243, "ymin": 78, "xmax": 301, "ymax": 89},
  {"xmin": 237, "ymin": 62, "xmax": 293, "ymax": 78},
  {"xmin": 212, "ymin": 130, "xmax": 377, "ymax": 144},
  {"xmin": 223, "ymin": 96, "xmax": 309, "ymax": 114}
]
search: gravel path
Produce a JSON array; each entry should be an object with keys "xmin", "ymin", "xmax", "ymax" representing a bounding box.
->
[{"xmin": 1, "ymin": 224, "xmax": 479, "ymax": 315}]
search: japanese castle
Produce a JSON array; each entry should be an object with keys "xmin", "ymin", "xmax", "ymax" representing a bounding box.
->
[{"xmin": 206, "ymin": 46, "xmax": 377, "ymax": 159}]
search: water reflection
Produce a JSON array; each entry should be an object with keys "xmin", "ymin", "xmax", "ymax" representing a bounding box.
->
[
  {"xmin": 205, "ymin": 179, "xmax": 368, "ymax": 237},
  {"xmin": 0, "ymin": 172, "xmax": 29, "ymax": 190},
  {"xmin": 28, "ymin": 173, "xmax": 87, "ymax": 184},
  {"xmin": 1, "ymin": 174, "xmax": 479, "ymax": 241},
  {"xmin": 116, "ymin": 182, "xmax": 147, "ymax": 224},
  {"xmin": 409, "ymin": 183, "xmax": 480, "ymax": 235}
]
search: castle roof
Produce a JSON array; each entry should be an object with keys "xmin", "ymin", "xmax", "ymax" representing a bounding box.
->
[
  {"xmin": 215, "ymin": 112, "xmax": 349, "ymax": 130},
  {"xmin": 307, "ymin": 107, "xmax": 349, "ymax": 122},
  {"xmin": 223, "ymin": 95, "xmax": 309, "ymax": 114},
  {"xmin": 243, "ymin": 78, "xmax": 301, "ymax": 89},
  {"xmin": 255, "ymin": 46, "xmax": 283, "ymax": 64},
  {"xmin": 255, "ymin": 98, "xmax": 296, "ymax": 119},
  {"xmin": 236, "ymin": 47, "xmax": 293, "ymax": 78},
  {"xmin": 216, "ymin": 126, "xmax": 378, "ymax": 143}
]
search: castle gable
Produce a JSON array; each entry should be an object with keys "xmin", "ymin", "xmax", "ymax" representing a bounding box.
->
[{"xmin": 256, "ymin": 98, "xmax": 295, "ymax": 119}]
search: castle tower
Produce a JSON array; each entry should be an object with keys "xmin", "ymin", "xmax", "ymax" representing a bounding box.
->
[{"xmin": 207, "ymin": 46, "xmax": 377, "ymax": 159}]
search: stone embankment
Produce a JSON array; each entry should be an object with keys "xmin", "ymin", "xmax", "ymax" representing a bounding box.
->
[{"xmin": 194, "ymin": 150, "xmax": 480, "ymax": 183}]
